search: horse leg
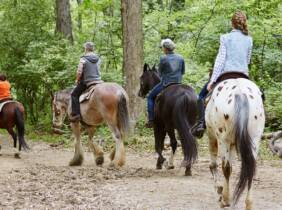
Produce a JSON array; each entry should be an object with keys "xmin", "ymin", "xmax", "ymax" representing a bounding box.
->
[
  {"xmin": 219, "ymin": 143, "xmax": 232, "ymax": 208},
  {"xmin": 208, "ymin": 136, "xmax": 221, "ymax": 194},
  {"xmin": 108, "ymin": 124, "xmax": 125, "ymax": 167},
  {"xmin": 154, "ymin": 124, "xmax": 166, "ymax": 169},
  {"xmin": 166, "ymin": 129, "xmax": 177, "ymax": 170},
  {"xmin": 86, "ymin": 127, "xmax": 104, "ymax": 166},
  {"xmin": 7, "ymin": 128, "xmax": 20, "ymax": 159},
  {"xmin": 69, "ymin": 122, "xmax": 84, "ymax": 166}
]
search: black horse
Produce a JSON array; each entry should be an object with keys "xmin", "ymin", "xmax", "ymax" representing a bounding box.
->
[{"xmin": 138, "ymin": 64, "xmax": 198, "ymax": 176}]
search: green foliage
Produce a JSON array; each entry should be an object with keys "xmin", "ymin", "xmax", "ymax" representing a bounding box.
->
[{"xmin": 0, "ymin": 0, "xmax": 281, "ymax": 131}]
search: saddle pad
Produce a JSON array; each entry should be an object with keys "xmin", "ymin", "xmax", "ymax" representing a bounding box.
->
[
  {"xmin": 0, "ymin": 100, "xmax": 15, "ymax": 112},
  {"xmin": 79, "ymin": 85, "xmax": 97, "ymax": 103}
]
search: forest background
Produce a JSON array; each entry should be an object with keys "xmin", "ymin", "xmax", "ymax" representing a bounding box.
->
[{"xmin": 0, "ymin": 0, "xmax": 281, "ymax": 138}]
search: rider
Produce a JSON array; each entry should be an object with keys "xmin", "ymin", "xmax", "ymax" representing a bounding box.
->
[
  {"xmin": 0, "ymin": 74, "xmax": 12, "ymax": 103},
  {"xmin": 192, "ymin": 11, "xmax": 253, "ymax": 137},
  {"xmin": 70, "ymin": 42, "xmax": 102, "ymax": 122},
  {"xmin": 146, "ymin": 38, "xmax": 185, "ymax": 128}
]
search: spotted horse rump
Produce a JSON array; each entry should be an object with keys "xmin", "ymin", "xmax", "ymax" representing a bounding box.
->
[{"xmin": 205, "ymin": 78, "xmax": 265, "ymax": 210}]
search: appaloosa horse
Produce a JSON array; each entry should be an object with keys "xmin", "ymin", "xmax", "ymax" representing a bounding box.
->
[
  {"xmin": 0, "ymin": 101, "xmax": 29, "ymax": 157},
  {"xmin": 52, "ymin": 83, "xmax": 130, "ymax": 167},
  {"xmin": 138, "ymin": 64, "xmax": 198, "ymax": 176},
  {"xmin": 206, "ymin": 78, "xmax": 265, "ymax": 210}
]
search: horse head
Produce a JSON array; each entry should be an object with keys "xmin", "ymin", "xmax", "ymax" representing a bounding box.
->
[
  {"xmin": 138, "ymin": 63, "xmax": 160, "ymax": 98},
  {"xmin": 52, "ymin": 89, "xmax": 72, "ymax": 131}
]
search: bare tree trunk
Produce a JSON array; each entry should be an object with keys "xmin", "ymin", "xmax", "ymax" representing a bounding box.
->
[
  {"xmin": 55, "ymin": 0, "xmax": 73, "ymax": 42},
  {"xmin": 121, "ymin": 0, "xmax": 144, "ymax": 126}
]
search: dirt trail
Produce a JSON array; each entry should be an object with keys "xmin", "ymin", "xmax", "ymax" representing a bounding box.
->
[{"xmin": 0, "ymin": 134, "xmax": 281, "ymax": 210}]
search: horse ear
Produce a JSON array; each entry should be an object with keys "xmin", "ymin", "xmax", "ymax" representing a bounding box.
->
[
  {"xmin": 152, "ymin": 64, "xmax": 156, "ymax": 71},
  {"xmin": 143, "ymin": 63, "xmax": 149, "ymax": 72}
]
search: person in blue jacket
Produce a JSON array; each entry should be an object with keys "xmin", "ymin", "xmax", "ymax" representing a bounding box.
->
[{"xmin": 146, "ymin": 38, "xmax": 185, "ymax": 128}]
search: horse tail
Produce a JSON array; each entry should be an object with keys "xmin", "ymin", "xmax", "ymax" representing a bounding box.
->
[
  {"xmin": 233, "ymin": 93, "xmax": 256, "ymax": 204},
  {"xmin": 15, "ymin": 107, "xmax": 29, "ymax": 150},
  {"xmin": 117, "ymin": 93, "xmax": 130, "ymax": 138},
  {"xmin": 173, "ymin": 93, "xmax": 198, "ymax": 165}
]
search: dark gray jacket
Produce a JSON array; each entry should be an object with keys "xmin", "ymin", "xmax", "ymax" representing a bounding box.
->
[
  {"xmin": 81, "ymin": 54, "xmax": 101, "ymax": 86},
  {"xmin": 159, "ymin": 52, "xmax": 185, "ymax": 87}
]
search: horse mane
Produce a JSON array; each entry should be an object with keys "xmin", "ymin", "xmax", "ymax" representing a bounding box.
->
[
  {"xmin": 150, "ymin": 64, "xmax": 161, "ymax": 81},
  {"xmin": 54, "ymin": 87, "xmax": 73, "ymax": 103}
]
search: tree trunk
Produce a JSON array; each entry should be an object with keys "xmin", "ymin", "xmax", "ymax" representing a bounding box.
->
[
  {"xmin": 77, "ymin": 0, "xmax": 83, "ymax": 31},
  {"xmin": 55, "ymin": 0, "xmax": 73, "ymax": 42},
  {"xmin": 121, "ymin": 0, "xmax": 144, "ymax": 126}
]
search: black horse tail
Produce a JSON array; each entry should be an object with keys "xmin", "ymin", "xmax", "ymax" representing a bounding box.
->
[
  {"xmin": 15, "ymin": 107, "xmax": 29, "ymax": 150},
  {"xmin": 233, "ymin": 94, "xmax": 256, "ymax": 204},
  {"xmin": 117, "ymin": 93, "xmax": 130, "ymax": 138},
  {"xmin": 173, "ymin": 93, "xmax": 198, "ymax": 165}
]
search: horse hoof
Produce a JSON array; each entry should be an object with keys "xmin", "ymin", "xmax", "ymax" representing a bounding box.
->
[
  {"xmin": 185, "ymin": 168, "xmax": 192, "ymax": 176},
  {"xmin": 220, "ymin": 202, "xmax": 230, "ymax": 208},
  {"xmin": 95, "ymin": 156, "xmax": 104, "ymax": 166},
  {"xmin": 167, "ymin": 165, "xmax": 175, "ymax": 170},
  {"xmin": 156, "ymin": 165, "xmax": 162, "ymax": 170},
  {"xmin": 217, "ymin": 186, "xmax": 223, "ymax": 194},
  {"xmin": 14, "ymin": 153, "xmax": 21, "ymax": 159},
  {"xmin": 69, "ymin": 155, "xmax": 83, "ymax": 166}
]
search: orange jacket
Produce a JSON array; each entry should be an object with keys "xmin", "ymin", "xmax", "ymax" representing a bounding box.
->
[{"xmin": 0, "ymin": 80, "xmax": 11, "ymax": 100}]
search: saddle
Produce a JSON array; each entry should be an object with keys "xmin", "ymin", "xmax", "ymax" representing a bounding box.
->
[
  {"xmin": 204, "ymin": 72, "xmax": 249, "ymax": 105},
  {"xmin": 79, "ymin": 81, "xmax": 104, "ymax": 103},
  {"xmin": 0, "ymin": 100, "xmax": 15, "ymax": 112},
  {"xmin": 155, "ymin": 83, "xmax": 181, "ymax": 103}
]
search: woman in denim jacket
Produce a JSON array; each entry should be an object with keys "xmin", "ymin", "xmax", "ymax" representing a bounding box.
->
[{"xmin": 192, "ymin": 11, "xmax": 253, "ymax": 137}]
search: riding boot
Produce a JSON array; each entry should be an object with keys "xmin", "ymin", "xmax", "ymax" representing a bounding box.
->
[
  {"xmin": 70, "ymin": 82, "xmax": 86, "ymax": 122},
  {"xmin": 191, "ymin": 98, "xmax": 206, "ymax": 138}
]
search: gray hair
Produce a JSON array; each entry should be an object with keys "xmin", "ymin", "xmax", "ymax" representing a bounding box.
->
[
  {"xmin": 161, "ymin": 38, "xmax": 175, "ymax": 51},
  {"xmin": 84, "ymin": 42, "xmax": 94, "ymax": 51}
]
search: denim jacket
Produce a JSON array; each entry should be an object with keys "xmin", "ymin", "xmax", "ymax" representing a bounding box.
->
[
  {"xmin": 159, "ymin": 52, "xmax": 185, "ymax": 87},
  {"xmin": 223, "ymin": 29, "xmax": 252, "ymax": 73}
]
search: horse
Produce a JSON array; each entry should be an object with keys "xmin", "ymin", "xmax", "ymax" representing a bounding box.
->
[
  {"xmin": 52, "ymin": 82, "xmax": 130, "ymax": 168},
  {"xmin": 0, "ymin": 101, "xmax": 29, "ymax": 158},
  {"xmin": 138, "ymin": 64, "xmax": 198, "ymax": 176},
  {"xmin": 205, "ymin": 78, "xmax": 265, "ymax": 210}
]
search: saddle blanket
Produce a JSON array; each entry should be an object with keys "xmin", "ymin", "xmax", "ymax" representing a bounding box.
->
[
  {"xmin": 79, "ymin": 85, "xmax": 97, "ymax": 103},
  {"xmin": 0, "ymin": 100, "xmax": 15, "ymax": 112}
]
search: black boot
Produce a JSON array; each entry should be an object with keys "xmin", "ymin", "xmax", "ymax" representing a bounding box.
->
[{"xmin": 191, "ymin": 99, "xmax": 206, "ymax": 138}]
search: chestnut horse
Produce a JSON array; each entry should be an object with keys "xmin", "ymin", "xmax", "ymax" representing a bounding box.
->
[
  {"xmin": 0, "ymin": 101, "xmax": 29, "ymax": 157},
  {"xmin": 138, "ymin": 64, "xmax": 198, "ymax": 176},
  {"xmin": 52, "ymin": 83, "xmax": 130, "ymax": 168},
  {"xmin": 206, "ymin": 78, "xmax": 265, "ymax": 209}
]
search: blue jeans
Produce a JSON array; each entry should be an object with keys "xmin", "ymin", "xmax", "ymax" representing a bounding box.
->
[
  {"xmin": 199, "ymin": 82, "xmax": 209, "ymax": 100},
  {"xmin": 147, "ymin": 83, "xmax": 164, "ymax": 121}
]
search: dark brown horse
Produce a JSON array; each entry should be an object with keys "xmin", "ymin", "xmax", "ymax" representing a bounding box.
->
[
  {"xmin": 0, "ymin": 101, "xmax": 29, "ymax": 157},
  {"xmin": 138, "ymin": 64, "xmax": 198, "ymax": 176}
]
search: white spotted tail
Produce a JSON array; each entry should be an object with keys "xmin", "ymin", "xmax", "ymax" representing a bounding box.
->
[{"xmin": 205, "ymin": 78, "xmax": 265, "ymax": 210}]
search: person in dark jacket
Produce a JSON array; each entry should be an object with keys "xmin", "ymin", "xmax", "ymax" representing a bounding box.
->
[
  {"xmin": 70, "ymin": 42, "xmax": 102, "ymax": 122},
  {"xmin": 146, "ymin": 38, "xmax": 185, "ymax": 128}
]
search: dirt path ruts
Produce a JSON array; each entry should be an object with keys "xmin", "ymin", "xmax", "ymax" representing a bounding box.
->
[{"xmin": 0, "ymin": 135, "xmax": 281, "ymax": 210}]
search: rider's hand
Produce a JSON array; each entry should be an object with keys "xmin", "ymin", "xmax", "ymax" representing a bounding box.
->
[{"xmin": 207, "ymin": 82, "xmax": 214, "ymax": 91}]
